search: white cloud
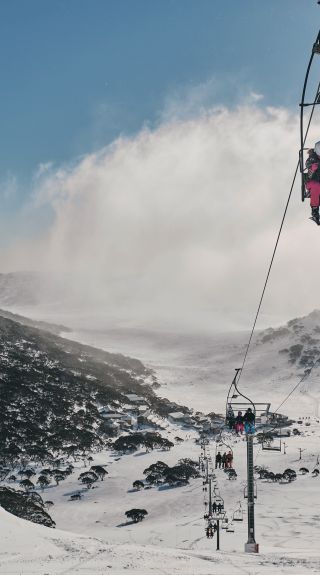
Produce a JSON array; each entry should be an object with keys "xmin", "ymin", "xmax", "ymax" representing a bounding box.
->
[{"xmin": 1, "ymin": 102, "xmax": 319, "ymax": 331}]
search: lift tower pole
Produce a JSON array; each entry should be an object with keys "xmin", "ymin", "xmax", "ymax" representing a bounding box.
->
[{"xmin": 245, "ymin": 433, "xmax": 259, "ymax": 553}]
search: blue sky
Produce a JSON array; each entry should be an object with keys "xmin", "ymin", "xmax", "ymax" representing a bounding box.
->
[
  {"xmin": 1, "ymin": 1, "xmax": 320, "ymax": 326},
  {"xmin": 0, "ymin": 0, "xmax": 318, "ymax": 182}
]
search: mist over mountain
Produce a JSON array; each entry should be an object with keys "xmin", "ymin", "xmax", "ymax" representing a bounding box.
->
[
  {"xmin": 1, "ymin": 269, "xmax": 320, "ymax": 418},
  {"xmin": 1, "ymin": 104, "xmax": 319, "ymax": 332}
]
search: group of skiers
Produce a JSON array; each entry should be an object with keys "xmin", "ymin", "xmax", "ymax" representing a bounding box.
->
[
  {"xmin": 205, "ymin": 523, "xmax": 217, "ymax": 538},
  {"xmin": 226, "ymin": 406, "xmax": 256, "ymax": 435},
  {"xmin": 211, "ymin": 501, "xmax": 223, "ymax": 514},
  {"xmin": 215, "ymin": 450, "xmax": 233, "ymax": 469}
]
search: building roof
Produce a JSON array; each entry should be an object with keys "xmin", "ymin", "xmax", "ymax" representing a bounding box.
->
[
  {"xmin": 168, "ymin": 412, "xmax": 188, "ymax": 420},
  {"xmin": 125, "ymin": 394, "xmax": 145, "ymax": 402}
]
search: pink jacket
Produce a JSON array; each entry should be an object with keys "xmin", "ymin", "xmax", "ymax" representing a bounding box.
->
[{"xmin": 306, "ymin": 179, "xmax": 320, "ymax": 207}]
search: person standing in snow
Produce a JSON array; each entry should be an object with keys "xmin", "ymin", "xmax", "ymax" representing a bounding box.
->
[
  {"xmin": 305, "ymin": 142, "xmax": 320, "ymax": 224},
  {"xmin": 215, "ymin": 451, "xmax": 222, "ymax": 469},
  {"xmin": 225, "ymin": 451, "xmax": 233, "ymax": 468}
]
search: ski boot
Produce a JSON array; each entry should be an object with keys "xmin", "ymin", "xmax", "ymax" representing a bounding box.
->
[{"xmin": 310, "ymin": 207, "xmax": 320, "ymax": 225}]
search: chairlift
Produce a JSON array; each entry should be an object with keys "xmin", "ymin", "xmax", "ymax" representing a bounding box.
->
[
  {"xmin": 210, "ymin": 509, "xmax": 226, "ymax": 521},
  {"xmin": 232, "ymin": 502, "xmax": 243, "ymax": 522},
  {"xmin": 221, "ymin": 516, "xmax": 228, "ymax": 525},
  {"xmin": 226, "ymin": 368, "xmax": 271, "ymax": 427},
  {"xmin": 226, "ymin": 523, "xmax": 235, "ymax": 533},
  {"xmin": 299, "ymin": 29, "xmax": 320, "ymax": 202},
  {"xmin": 221, "ymin": 517, "xmax": 229, "ymax": 529},
  {"xmin": 213, "ymin": 494, "xmax": 224, "ymax": 509},
  {"xmin": 211, "ymin": 495, "xmax": 225, "ymax": 518},
  {"xmin": 262, "ymin": 432, "xmax": 282, "ymax": 452}
]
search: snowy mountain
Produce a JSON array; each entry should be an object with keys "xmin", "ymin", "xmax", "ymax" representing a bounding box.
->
[
  {"xmin": 64, "ymin": 309, "xmax": 320, "ymax": 419},
  {"xmin": 2, "ymin": 308, "xmax": 320, "ymax": 573},
  {"xmin": 0, "ymin": 311, "xmax": 195, "ymax": 466}
]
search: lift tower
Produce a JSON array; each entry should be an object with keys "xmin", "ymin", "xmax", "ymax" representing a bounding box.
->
[{"xmin": 245, "ymin": 433, "xmax": 259, "ymax": 553}]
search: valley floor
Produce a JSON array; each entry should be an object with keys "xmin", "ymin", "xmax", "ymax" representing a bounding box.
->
[{"xmin": 2, "ymin": 416, "xmax": 320, "ymax": 574}]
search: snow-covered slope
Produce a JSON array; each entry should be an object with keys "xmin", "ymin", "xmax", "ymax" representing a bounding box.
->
[
  {"xmin": 2, "ymin": 309, "xmax": 320, "ymax": 573},
  {"xmin": 2, "ymin": 420, "xmax": 320, "ymax": 574},
  {"xmin": 64, "ymin": 310, "xmax": 320, "ymax": 417}
]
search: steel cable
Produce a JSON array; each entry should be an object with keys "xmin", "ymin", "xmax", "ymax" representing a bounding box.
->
[{"xmin": 236, "ymin": 78, "xmax": 320, "ymax": 392}]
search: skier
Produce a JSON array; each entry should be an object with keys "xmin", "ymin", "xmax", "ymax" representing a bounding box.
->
[
  {"xmin": 215, "ymin": 451, "xmax": 222, "ymax": 469},
  {"xmin": 305, "ymin": 143, "xmax": 320, "ymax": 224},
  {"xmin": 235, "ymin": 411, "xmax": 244, "ymax": 435},
  {"xmin": 226, "ymin": 404, "xmax": 235, "ymax": 429},
  {"xmin": 225, "ymin": 450, "xmax": 233, "ymax": 468},
  {"xmin": 212, "ymin": 501, "xmax": 217, "ymax": 514},
  {"xmin": 243, "ymin": 408, "xmax": 255, "ymax": 434},
  {"xmin": 221, "ymin": 452, "xmax": 227, "ymax": 468}
]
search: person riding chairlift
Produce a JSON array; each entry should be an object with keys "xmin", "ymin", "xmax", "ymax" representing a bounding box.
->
[
  {"xmin": 305, "ymin": 142, "xmax": 320, "ymax": 225},
  {"xmin": 243, "ymin": 408, "xmax": 255, "ymax": 434},
  {"xmin": 235, "ymin": 411, "xmax": 244, "ymax": 435},
  {"xmin": 226, "ymin": 404, "xmax": 235, "ymax": 430}
]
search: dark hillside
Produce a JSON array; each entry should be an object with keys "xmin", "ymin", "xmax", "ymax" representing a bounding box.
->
[
  {"xmin": 0, "ymin": 315, "xmax": 187, "ymax": 464},
  {"xmin": 0, "ymin": 308, "xmax": 71, "ymax": 335}
]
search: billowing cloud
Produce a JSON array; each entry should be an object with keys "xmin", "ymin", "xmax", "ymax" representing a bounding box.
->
[{"xmin": 1, "ymin": 103, "xmax": 318, "ymax": 330}]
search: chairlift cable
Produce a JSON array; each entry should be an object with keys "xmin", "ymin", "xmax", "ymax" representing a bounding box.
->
[
  {"xmin": 273, "ymin": 359, "xmax": 320, "ymax": 414},
  {"xmin": 236, "ymin": 76, "xmax": 320, "ymax": 392},
  {"xmin": 254, "ymin": 360, "xmax": 320, "ymax": 464}
]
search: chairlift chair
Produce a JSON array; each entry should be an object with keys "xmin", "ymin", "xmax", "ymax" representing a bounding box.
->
[
  {"xmin": 233, "ymin": 504, "xmax": 243, "ymax": 522},
  {"xmin": 226, "ymin": 523, "xmax": 235, "ymax": 533},
  {"xmin": 262, "ymin": 433, "xmax": 282, "ymax": 452},
  {"xmin": 226, "ymin": 368, "xmax": 271, "ymax": 428},
  {"xmin": 210, "ymin": 508, "xmax": 226, "ymax": 521},
  {"xmin": 221, "ymin": 517, "xmax": 229, "ymax": 529},
  {"xmin": 213, "ymin": 493, "xmax": 224, "ymax": 508}
]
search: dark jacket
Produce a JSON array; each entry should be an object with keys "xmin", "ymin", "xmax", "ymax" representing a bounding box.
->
[
  {"xmin": 306, "ymin": 150, "xmax": 320, "ymax": 182},
  {"xmin": 243, "ymin": 410, "xmax": 255, "ymax": 424}
]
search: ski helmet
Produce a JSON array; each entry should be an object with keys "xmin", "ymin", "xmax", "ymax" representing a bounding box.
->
[{"xmin": 315, "ymin": 141, "xmax": 320, "ymax": 156}]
